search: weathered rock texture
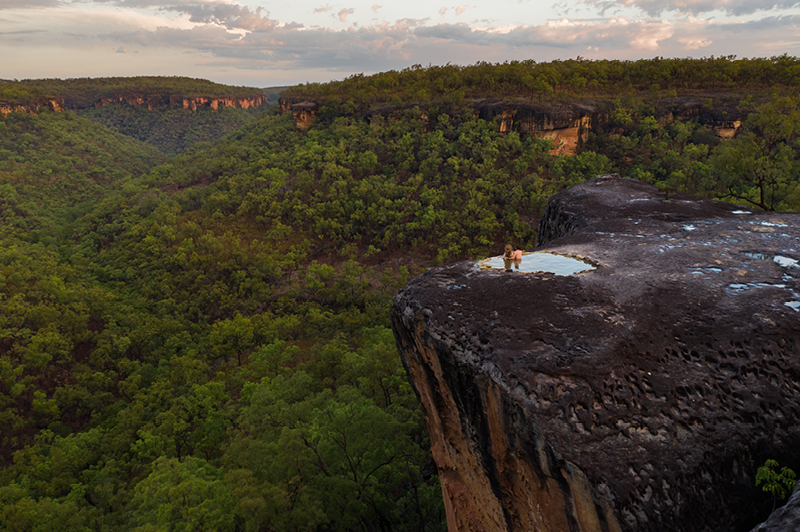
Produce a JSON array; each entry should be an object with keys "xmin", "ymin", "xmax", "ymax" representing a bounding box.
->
[
  {"xmin": 391, "ymin": 175, "xmax": 800, "ymax": 532},
  {"xmin": 478, "ymin": 102, "xmax": 598, "ymax": 155},
  {"xmin": 751, "ymin": 484, "xmax": 800, "ymax": 532},
  {"xmin": 282, "ymin": 101, "xmax": 318, "ymax": 130},
  {"xmin": 0, "ymin": 99, "xmax": 63, "ymax": 117}
]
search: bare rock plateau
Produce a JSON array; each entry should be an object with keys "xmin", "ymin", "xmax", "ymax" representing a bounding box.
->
[{"xmin": 391, "ymin": 176, "xmax": 800, "ymax": 532}]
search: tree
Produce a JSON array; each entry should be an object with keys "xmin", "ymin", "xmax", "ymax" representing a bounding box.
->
[
  {"xmin": 756, "ymin": 459, "xmax": 797, "ymax": 511},
  {"xmin": 710, "ymin": 97, "xmax": 800, "ymax": 210}
]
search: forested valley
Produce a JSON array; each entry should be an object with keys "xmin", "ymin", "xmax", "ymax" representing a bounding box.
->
[{"xmin": 1, "ymin": 57, "xmax": 799, "ymax": 531}]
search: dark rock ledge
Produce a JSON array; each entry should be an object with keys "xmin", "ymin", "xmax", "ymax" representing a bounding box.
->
[{"xmin": 391, "ymin": 175, "xmax": 800, "ymax": 532}]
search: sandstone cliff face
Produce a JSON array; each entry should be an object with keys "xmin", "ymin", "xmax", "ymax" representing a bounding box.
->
[
  {"xmin": 479, "ymin": 103, "xmax": 596, "ymax": 155},
  {"xmin": 391, "ymin": 176, "xmax": 800, "ymax": 532},
  {"xmin": 92, "ymin": 95, "xmax": 268, "ymax": 111},
  {"xmin": 277, "ymin": 96, "xmax": 743, "ymax": 153},
  {"xmin": 0, "ymin": 99, "xmax": 63, "ymax": 117},
  {"xmin": 0, "ymin": 95, "xmax": 267, "ymax": 117},
  {"xmin": 284, "ymin": 101, "xmax": 318, "ymax": 130}
]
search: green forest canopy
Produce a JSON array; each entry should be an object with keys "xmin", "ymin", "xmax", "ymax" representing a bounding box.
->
[
  {"xmin": 1, "ymin": 57, "xmax": 799, "ymax": 531},
  {"xmin": 1, "ymin": 77, "xmax": 270, "ymax": 108},
  {"xmin": 284, "ymin": 55, "xmax": 800, "ymax": 106}
]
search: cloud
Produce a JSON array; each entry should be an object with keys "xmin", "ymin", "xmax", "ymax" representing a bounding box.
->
[
  {"xmin": 676, "ymin": 36, "xmax": 711, "ymax": 49},
  {"xmin": 82, "ymin": 0, "xmax": 210, "ymax": 6},
  {"xmin": 414, "ymin": 18, "xmax": 679, "ymax": 52},
  {"xmin": 455, "ymin": 4, "xmax": 467, "ymax": 15},
  {"xmin": 338, "ymin": 7, "xmax": 353, "ymax": 21},
  {"xmin": 722, "ymin": 13, "xmax": 800, "ymax": 29},
  {"xmin": 583, "ymin": 0, "xmax": 800, "ymax": 16},
  {"xmin": 85, "ymin": 13, "xmax": 800, "ymax": 71},
  {"xmin": 371, "ymin": 4, "xmax": 381, "ymax": 12},
  {"xmin": 439, "ymin": 6, "xmax": 447, "ymax": 15},
  {"xmin": 0, "ymin": 0, "xmax": 62, "ymax": 8},
  {"xmin": 176, "ymin": 3, "xmax": 277, "ymax": 32},
  {"xmin": 0, "ymin": 29, "xmax": 46, "ymax": 35},
  {"xmin": 627, "ymin": 20, "xmax": 674, "ymax": 50},
  {"xmin": 5, "ymin": 0, "xmax": 800, "ymax": 84},
  {"xmin": 314, "ymin": 4, "xmax": 333, "ymax": 13},
  {"xmin": 115, "ymin": 46, "xmax": 126, "ymax": 52}
]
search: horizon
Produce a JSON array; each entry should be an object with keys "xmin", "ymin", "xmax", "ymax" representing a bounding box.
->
[{"xmin": 2, "ymin": 1, "xmax": 800, "ymax": 88}]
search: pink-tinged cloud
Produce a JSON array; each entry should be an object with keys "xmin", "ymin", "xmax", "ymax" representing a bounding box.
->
[
  {"xmin": 178, "ymin": 4, "xmax": 278, "ymax": 32},
  {"xmin": 94, "ymin": 14, "xmax": 799, "ymax": 67},
  {"xmin": 10, "ymin": 4, "xmax": 800, "ymax": 85},
  {"xmin": 583, "ymin": 0, "xmax": 800, "ymax": 16},
  {"xmin": 627, "ymin": 20, "xmax": 674, "ymax": 50},
  {"xmin": 338, "ymin": 7, "xmax": 354, "ymax": 21},
  {"xmin": 455, "ymin": 5, "xmax": 467, "ymax": 15},
  {"xmin": 314, "ymin": 4, "xmax": 333, "ymax": 13},
  {"xmin": 439, "ymin": 6, "xmax": 447, "ymax": 15},
  {"xmin": 371, "ymin": 4, "xmax": 382, "ymax": 12}
]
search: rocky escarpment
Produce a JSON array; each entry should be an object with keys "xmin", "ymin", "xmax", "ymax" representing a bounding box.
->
[
  {"xmin": 88, "ymin": 94, "xmax": 268, "ymax": 111},
  {"xmin": 279, "ymin": 96, "xmax": 744, "ymax": 154},
  {"xmin": 280, "ymin": 100, "xmax": 318, "ymax": 130},
  {"xmin": 0, "ymin": 99, "xmax": 63, "ymax": 117},
  {"xmin": 391, "ymin": 175, "xmax": 800, "ymax": 532},
  {"xmin": 0, "ymin": 95, "xmax": 268, "ymax": 117}
]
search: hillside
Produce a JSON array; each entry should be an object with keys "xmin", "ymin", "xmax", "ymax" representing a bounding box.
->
[
  {"xmin": 0, "ymin": 111, "xmax": 163, "ymax": 238},
  {"xmin": 282, "ymin": 55, "xmax": 800, "ymax": 108},
  {"xmin": 0, "ymin": 59, "xmax": 799, "ymax": 532},
  {"xmin": 0, "ymin": 77, "xmax": 281, "ymax": 155},
  {"xmin": 2, "ymin": 77, "xmax": 269, "ymax": 108}
]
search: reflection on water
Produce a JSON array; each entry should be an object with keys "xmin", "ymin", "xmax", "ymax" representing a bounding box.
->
[
  {"xmin": 478, "ymin": 252, "xmax": 597, "ymax": 275},
  {"xmin": 742, "ymin": 251, "xmax": 800, "ymax": 269}
]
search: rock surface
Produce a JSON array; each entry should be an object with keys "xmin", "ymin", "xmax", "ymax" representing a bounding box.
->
[
  {"xmin": 391, "ymin": 175, "xmax": 800, "ymax": 532},
  {"xmin": 751, "ymin": 484, "xmax": 800, "ymax": 532}
]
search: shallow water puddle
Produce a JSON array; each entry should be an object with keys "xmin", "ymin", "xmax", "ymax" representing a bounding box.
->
[
  {"xmin": 742, "ymin": 251, "xmax": 799, "ymax": 269},
  {"xmin": 478, "ymin": 252, "xmax": 598, "ymax": 275}
]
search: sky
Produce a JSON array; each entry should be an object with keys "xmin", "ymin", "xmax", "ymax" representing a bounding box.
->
[{"xmin": 1, "ymin": 0, "xmax": 800, "ymax": 87}]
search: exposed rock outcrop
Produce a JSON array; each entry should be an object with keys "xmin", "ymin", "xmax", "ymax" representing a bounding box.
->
[
  {"xmin": 278, "ymin": 95, "xmax": 745, "ymax": 152},
  {"xmin": 477, "ymin": 102, "xmax": 597, "ymax": 155},
  {"xmin": 391, "ymin": 176, "xmax": 800, "ymax": 532},
  {"xmin": 751, "ymin": 484, "xmax": 800, "ymax": 532},
  {"xmin": 0, "ymin": 95, "xmax": 267, "ymax": 117},
  {"xmin": 0, "ymin": 99, "xmax": 63, "ymax": 117},
  {"xmin": 286, "ymin": 101, "xmax": 318, "ymax": 130},
  {"xmin": 90, "ymin": 95, "xmax": 268, "ymax": 111}
]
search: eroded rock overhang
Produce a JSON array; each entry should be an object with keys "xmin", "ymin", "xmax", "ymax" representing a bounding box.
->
[{"xmin": 390, "ymin": 175, "xmax": 800, "ymax": 532}]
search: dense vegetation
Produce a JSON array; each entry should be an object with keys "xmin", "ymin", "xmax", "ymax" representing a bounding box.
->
[
  {"xmin": 1, "ymin": 77, "xmax": 284, "ymax": 155},
  {"xmin": 1, "ymin": 58, "xmax": 799, "ymax": 531},
  {"xmin": 0, "ymin": 111, "xmax": 163, "ymax": 237},
  {"xmin": 284, "ymin": 55, "xmax": 800, "ymax": 106},
  {"xmin": 586, "ymin": 94, "xmax": 800, "ymax": 211},
  {"xmin": 79, "ymin": 105, "xmax": 266, "ymax": 157},
  {"xmin": 2, "ymin": 77, "xmax": 269, "ymax": 108}
]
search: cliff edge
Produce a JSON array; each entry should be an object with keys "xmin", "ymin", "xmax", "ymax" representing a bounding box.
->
[{"xmin": 391, "ymin": 175, "xmax": 800, "ymax": 532}]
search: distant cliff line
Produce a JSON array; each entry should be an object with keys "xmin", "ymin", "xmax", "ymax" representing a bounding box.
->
[{"xmin": 0, "ymin": 94, "xmax": 269, "ymax": 117}]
